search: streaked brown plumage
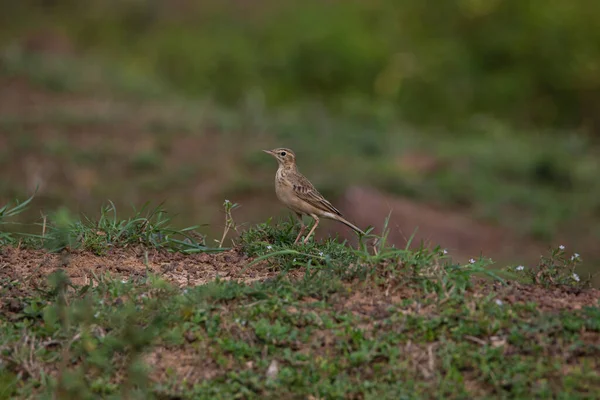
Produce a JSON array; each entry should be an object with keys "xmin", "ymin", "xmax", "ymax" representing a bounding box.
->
[{"xmin": 263, "ymin": 147, "xmax": 365, "ymax": 244}]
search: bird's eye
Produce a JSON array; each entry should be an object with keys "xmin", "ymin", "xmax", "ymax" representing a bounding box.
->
[{"xmin": 280, "ymin": 151, "xmax": 287, "ymax": 157}]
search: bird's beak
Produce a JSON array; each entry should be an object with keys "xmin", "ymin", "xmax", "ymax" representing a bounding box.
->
[{"xmin": 262, "ymin": 149, "xmax": 274, "ymax": 156}]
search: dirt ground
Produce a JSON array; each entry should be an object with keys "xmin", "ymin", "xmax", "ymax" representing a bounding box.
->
[
  {"xmin": 1, "ymin": 247, "xmax": 598, "ymax": 315},
  {"xmin": 0, "ymin": 246, "xmax": 300, "ymax": 291},
  {"xmin": 1, "ymin": 245, "xmax": 599, "ymax": 398}
]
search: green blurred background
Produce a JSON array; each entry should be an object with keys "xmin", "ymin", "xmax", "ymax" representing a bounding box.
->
[{"xmin": 1, "ymin": 0, "xmax": 599, "ymax": 282}]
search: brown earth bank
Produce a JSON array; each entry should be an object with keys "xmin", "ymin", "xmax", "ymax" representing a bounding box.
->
[
  {"xmin": 1, "ymin": 246, "xmax": 599, "ymax": 315},
  {"xmin": 331, "ymin": 186, "xmax": 549, "ymax": 266}
]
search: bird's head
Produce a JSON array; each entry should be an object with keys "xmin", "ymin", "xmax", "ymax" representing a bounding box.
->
[{"xmin": 263, "ymin": 148, "xmax": 296, "ymax": 168}]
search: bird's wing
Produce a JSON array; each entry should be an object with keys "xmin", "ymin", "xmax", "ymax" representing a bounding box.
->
[{"xmin": 290, "ymin": 171, "xmax": 343, "ymax": 216}]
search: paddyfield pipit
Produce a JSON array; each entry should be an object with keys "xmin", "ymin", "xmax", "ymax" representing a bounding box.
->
[{"xmin": 263, "ymin": 148, "xmax": 366, "ymax": 244}]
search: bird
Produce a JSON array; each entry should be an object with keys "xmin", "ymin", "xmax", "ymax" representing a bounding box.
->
[{"xmin": 263, "ymin": 147, "xmax": 366, "ymax": 244}]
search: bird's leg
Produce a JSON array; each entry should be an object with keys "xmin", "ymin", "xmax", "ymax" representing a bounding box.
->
[
  {"xmin": 303, "ymin": 215, "xmax": 320, "ymax": 244},
  {"xmin": 293, "ymin": 212, "xmax": 305, "ymax": 244}
]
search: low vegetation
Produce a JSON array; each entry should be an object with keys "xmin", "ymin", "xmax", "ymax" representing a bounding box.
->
[
  {"xmin": 0, "ymin": 198, "xmax": 598, "ymax": 399},
  {"xmin": 2, "ymin": 2, "xmax": 599, "ymax": 397}
]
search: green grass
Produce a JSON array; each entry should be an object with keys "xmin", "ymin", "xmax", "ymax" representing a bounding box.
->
[
  {"xmin": 0, "ymin": 199, "xmax": 598, "ymax": 399},
  {"xmin": 0, "ymin": 195, "xmax": 222, "ymax": 255}
]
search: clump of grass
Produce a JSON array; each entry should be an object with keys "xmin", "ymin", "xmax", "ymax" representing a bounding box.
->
[
  {"xmin": 0, "ymin": 195, "xmax": 227, "ymax": 255},
  {"xmin": 239, "ymin": 216, "xmax": 359, "ymax": 274},
  {"xmin": 240, "ymin": 215, "xmax": 502, "ymax": 301},
  {"xmin": 0, "ymin": 192, "xmax": 36, "ymax": 247},
  {"xmin": 40, "ymin": 201, "xmax": 222, "ymax": 255}
]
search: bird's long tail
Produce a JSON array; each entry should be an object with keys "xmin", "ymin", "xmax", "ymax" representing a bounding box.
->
[{"xmin": 335, "ymin": 215, "xmax": 366, "ymax": 236}]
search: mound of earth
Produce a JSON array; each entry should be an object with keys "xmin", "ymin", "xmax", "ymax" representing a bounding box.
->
[{"xmin": 1, "ymin": 246, "xmax": 598, "ymax": 317}]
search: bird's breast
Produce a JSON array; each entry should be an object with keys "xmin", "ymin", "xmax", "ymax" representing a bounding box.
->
[{"xmin": 274, "ymin": 169, "xmax": 300, "ymax": 208}]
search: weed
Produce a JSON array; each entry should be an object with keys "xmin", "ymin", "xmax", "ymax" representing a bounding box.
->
[
  {"xmin": 217, "ymin": 199, "xmax": 239, "ymax": 248},
  {"xmin": 507, "ymin": 245, "xmax": 593, "ymax": 288}
]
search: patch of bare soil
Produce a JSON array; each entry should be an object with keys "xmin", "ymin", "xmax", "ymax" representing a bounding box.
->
[
  {"xmin": 336, "ymin": 277, "xmax": 599, "ymax": 315},
  {"xmin": 146, "ymin": 345, "xmax": 221, "ymax": 385},
  {"xmin": 487, "ymin": 279, "xmax": 600, "ymax": 312},
  {"xmin": 0, "ymin": 246, "xmax": 301, "ymax": 297}
]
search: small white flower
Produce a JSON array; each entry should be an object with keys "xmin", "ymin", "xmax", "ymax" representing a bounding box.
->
[
  {"xmin": 94, "ymin": 311, "xmax": 100, "ymax": 318},
  {"xmin": 121, "ymin": 279, "xmax": 127, "ymax": 284},
  {"xmin": 99, "ymin": 300, "xmax": 104, "ymax": 305},
  {"xmin": 571, "ymin": 253, "xmax": 580, "ymax": 261},
  {"xmin": 559, "ymin": 245, "xmax": 565, "ymax": 250},
  {"xmin": 495, "ymin": 299, "xmax": 503, "ymax": 306},
  {"xmin": 266, "ymin": 245, "xmax": 272, "ymax": 250},
  {"xmin": 183, "ymin": 289, "xmax": 188, "ymax": 295},
  {"xmin": 515, "ymin": 265, "xmax": 525, "ymax": 271},
  {"xmin": 443, "ymin": 249, "xmax": 448, "ymax": 255},
  {"xmin": 319, "ymin": 252, "xmax": 324, "ymax": 257},
  {"xmin": 293, "ymin": 258, "xmax": 297, "ymax": 262},
  {"xmin": 572, "ymin": 273, "xmax": 580, "ymax": 282},
  {"xmin": 469, "ymin": 258, "xmax": 476, "ymax": 264},
  {"xmin": 224, "ymin": 199, "xmax": 230, "ymax": 204}
]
